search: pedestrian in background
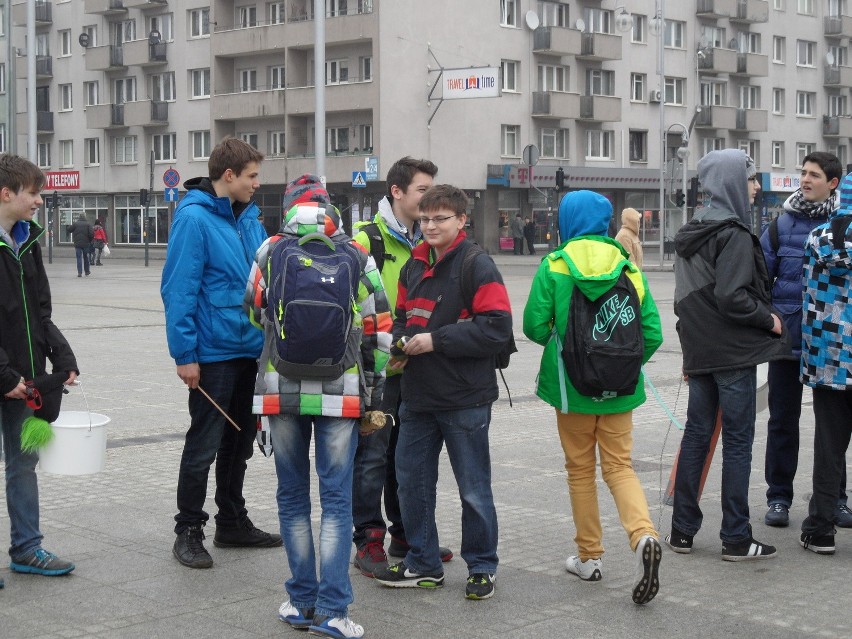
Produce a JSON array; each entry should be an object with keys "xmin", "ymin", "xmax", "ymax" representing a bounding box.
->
[
  {"xmin": 93, "ymin": 219, "xmax": 108, "ymax": 266},
  {"xmin": 614, "ymin": 207, "xmax": 643, "ymax": 269},
  {"xmin": 68, "ymin": 213, "xmax": 93, "ymax": 277},
  {"xmin": 510, "ymin": 213, "xmax": 524, "ymax": 255},
  {"xmin": 523, "ymin": 216, "xmax": 536, "ymax": 255}
]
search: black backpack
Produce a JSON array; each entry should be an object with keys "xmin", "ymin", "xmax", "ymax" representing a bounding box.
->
[
  {"xmin": 354, "ymin": 221, "xmax": 395, "ymax": 273},
  {"xmin": 562, "ymin": 266, "xmax": 644, "ymax": 398}
]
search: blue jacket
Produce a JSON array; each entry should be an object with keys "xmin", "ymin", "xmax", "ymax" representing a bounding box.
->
[
  {"xmin": 161, "ymin": 178, "xmax": 266, "ymax": 365},
  {"xmin": 760, "ymin": 211, "xmax": 827, "ymax": 359}
]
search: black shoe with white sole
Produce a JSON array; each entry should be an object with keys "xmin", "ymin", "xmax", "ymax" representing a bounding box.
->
[
  {"xmin": 633, "ymin": 535, "xmax": 661, "ymax": 605},
  {"xmin": 800, "ymin": 532, "xmax": 836, "ymax": 555}
]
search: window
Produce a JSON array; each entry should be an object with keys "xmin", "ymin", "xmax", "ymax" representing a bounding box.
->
[
  {"xmin": 796, "ymin": 40, "xmax": 815, "ymax": 66},
  {"xmin": 702, "ymin": 26, "xmax": 725, "ymax": 49},
  {"xmin": 269, "ymin": 131, "xmax": 286, "ymax": 156},
  {"xmin": 59, "ymin": 84, "xmax": 73, "ymax": 111},
  {"xmin": 59, "ymin": 30, "xmax": 72, "ymax": 57},
  {"xmin": 772, "ymin": 36, "xmax": 785, "ymax": 63},
  {"xmin": 326, "ymin": 0, "xmax": 348, "ymax": 17},
  {"xmin": 113, "ymin": 19, "xmax": 136, "ymax": 45},
  {"xmin": 153, "ymin": 133, "xmax": 177, "ymax": 162},
  {"xmin": 629, "ymin": 130, "xmax": 648, "ymax": 162},
  {"xmin": 499, "ymin": 60, "xmax": 518, "ymax": 92},
  {"xmin": 586, "ymin": 69, "xmax": 614, "ymax": 96},
  {"xmin": 359, "ymin": 124, "xmax": 373, "ymax": 150},
  {"xmin": 631, "ymin": 14, "xmax": 646, "ymax": 43},
  {"xmin": 360, "ymin": 56, "xmax": 372, "ymax": 81},
  {"xmin": 0, "ymin": 124, "xmax": 6, "ymax": 154},
  {"xmin": 797, "ymin": 142, "xmax": 815, "ymax": 166},
  {"xmin": 37, "ymin": 143, "xmax": 51, "ymax": 168},
  {"xmin": 325, "ymin": 60, "xmax": 349, "ymax": 85},
  {"xmin": 269, "ymin": 2, "xmax": 286, "ymax": 24},
  {"xmin": 0, "ymin": 64, "xmax": 5, "ymax": 94},
  {"xmin": 797, "ymin": 0, "xmax": 813, "ymax": 14},
  {"xmin": 36, "ymin": 33, "xmax": 49, "ymax": 56},
  {"xmin": 237, "ymin": 5, "xmax": 257, "ymax": 28},
  {"xmin": 190, "ymin": 69, "xmax": 210, "ymax": 98},
  {"xmin": 772, "ymin": 141, "xmax": 784, "ymax": 167},
  {"xmin": 630, "ymin": 73, "xmax": 646, "ymax": 102},
  {"xmin": 83, "ymin": 25, "xmax": 97, "ymax": 48},
  {"xmin": 829, "ymin": 0, "xmax": 849, "ymax": 16},
  {"xmin": 584, "ymin": 8, "xmax": 613, "ymax": 34},
  {"xmin": 774, "ymin": 0, "xmax": 785, "ymax": 8},
  {"xmin": 148, "ymin": 14, "xmax": 174, "ymax": 42},
  {"xmin": 270, "ymin": 66, "xmax": 286, "ymax": 89},
  {"xmin": 829, "ymin": 45, "xmax": 849, "ymax": 67},
  {"xmin": 240, "ymin": 132, "xmax": 259, "ymax": 148},
  {"xmin": 326, "ymin": 127, "xmax": 349, "ymax": 153},
  {"xmin": 36, "ymin": 86, "xmax": 50, "ymax": 112},
  {"xmin": 113, "ymin": 77, "xmax": 137, "ymax": 104},
  {"xmin": 539, "ymin": 64, "xmax": 568, "ymax": 92},
  {"xmin": 703, "ymin": 138, "xmax": 725, "ymax": 155},
  {"xmin": 540, "ymin": 127, "xmax": 568, "ymax": 159},
  {"xmin": 772, "ymin": 88, "xmax": 784, "ymax": 114},
  {"xmin": 189, "ymin": 8, "xmax": 210, "ymax": 37},
  {"xmin": 586, "ymin": 130, "xmax": 613, "ymax": 160},
  {"xmin": 664, "ymin": 77, "xmax": 685, "ymax": 105},
  {"xmin": 151, "ymin": 72, "xmax": 176, "ymax": 102},
  {"xmin": 740, "ymin": 86, "xmax": 760, "ymax": 109},
  {"xmin": 539, "ymin": 1, "xmax": 568, "ymax": 27},
  {"xmin": 113, "ymin": 135, "xmax": 137, "ymax": 163},
  {"xmin": 701, "ymin": 81, "xmax": 726, "ymax": 106},
  {"xmin": 829, "ymin": 143, "xmax": 848, "ymax": 168},
  {"xmin": 829, "ymin": 94, "xmax": 848, "ymax": 117},
  {"xmin": 239, "ymin": 69, "xmax": 257, "ymax": 92},
  {"xmin": 85, "ymin": 138, "xmax": 100, "ymax": 166},
  {"xmin": 59, "ymin": 140, "xmax": 73, "ymax": 167},
  {"xmin": 500, "ymin": 0, "xmax": 517, "ymax": 27},
  {"xmin": 739, "ymin": 32, "xmax": 760, "ymax": 54},
  {"xmin": 664, "ymin": 20, "xmax": 685, "ymax": 48},
  {"xmin": 84, "ymin": 81, "xmax": 99, "ymax": 106},
  {"xmin": 737, "ymin": 140, "xmax": 759, "ymax": 163},
  {"xmin": 191, "ymin": 130, "xmax": 211, "ymax": 160},
  {"xmin": 502, "ymin": 124, "xmax": 519, "ymax": 156},
  {"xmin": 796, "ymin": 91, "xmax": 815, "ymax": 116}
]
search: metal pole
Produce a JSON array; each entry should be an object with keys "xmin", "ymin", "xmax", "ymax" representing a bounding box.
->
[
  {"xmin": 314, "ymin": 0, "xmax": 325, "ymax": 179},
  {"xmin": 144, "ymin": 151, "xmax": 153, "ymax": 267},
  {"xmin": 657, "ymin": 0, "xmax": 665, "ymax": 268},
  {"xmin": 26, "ymin": 0, "xmax": 36, "ymax": 162},
  {"xmin": 5, "ymin": 0, "xmax": 15, "ymax": 152}
]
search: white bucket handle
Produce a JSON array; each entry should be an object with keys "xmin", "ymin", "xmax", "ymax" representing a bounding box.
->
[{"xmin": 67, "ymin": 379, "xmax": 93, "ymax": 433}]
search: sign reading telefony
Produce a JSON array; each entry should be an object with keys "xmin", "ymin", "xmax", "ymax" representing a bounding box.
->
[
  {"xmin": 443, "ymin": 68, "xmax": 500, "ymax": 100},
  {"xmin": 44, "ymin": 170, "xmax": 81, "ymax": 190}
]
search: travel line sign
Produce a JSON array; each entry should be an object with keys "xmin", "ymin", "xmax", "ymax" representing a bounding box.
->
[
  {"xmin": 44, "ymin": 170, "xmax": 81, "ymax": 190},
  {"xmin": 442, "ymin": 67, "xmax": 500, "ymax": 100}
]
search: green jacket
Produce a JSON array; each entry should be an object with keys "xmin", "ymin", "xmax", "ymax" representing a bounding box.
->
[{"xmin": 523, "ymin": 235, "xmax": 662, "ymax": 414}]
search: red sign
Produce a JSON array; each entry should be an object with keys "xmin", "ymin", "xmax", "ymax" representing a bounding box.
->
[{"xmin": 44, "ymin": 170, "xmax": 81, "ymax": 190}]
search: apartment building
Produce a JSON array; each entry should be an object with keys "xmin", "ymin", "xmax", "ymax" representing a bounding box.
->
[{"xmin": 1, "ymin": 0, "xmax": 850, "ymax": 253}]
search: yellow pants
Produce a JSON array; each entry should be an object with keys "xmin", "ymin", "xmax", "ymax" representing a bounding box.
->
[{"xmin": 556, "ymin": 410, "xmax": 657, "ymax": 561}]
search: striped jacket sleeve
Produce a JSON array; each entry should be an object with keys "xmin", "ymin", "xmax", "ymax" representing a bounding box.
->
[{"xmin": 243, "ymin": 236, "xmax": 276, "ymax": 329}]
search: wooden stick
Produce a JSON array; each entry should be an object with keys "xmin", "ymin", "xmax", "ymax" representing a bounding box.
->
[{"xmin": 197, "ymin": 385, "xmax": 241, "ymax": 432}]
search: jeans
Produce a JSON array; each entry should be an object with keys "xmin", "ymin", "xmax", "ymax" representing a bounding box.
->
[
  {"xmin": 74, "ymin": 246, "xmax": 90, "ymax": 276},
  {"xmin": 270, "ymin": 413, "xmax": 358, "ymax": 619},
  {"xmin": 174, "ymin": 358, "xmax": 257, "ymax": 534},
  {"xmin": 673, "ymin": 368, "xmax": 756, "ymax": 543},
  {"xmin": 1, "ymin": 400, "xmax": 42, "ymax": 558},
  {"xmin": 555, "ymin": 410, "xmax": 657, "ymax": 560},
  {"xmin": 765, "ymin": 359, "xmax": 847, "ymax": 506},
  {"xmin": 513, "ymin": 237, "xmax": 523, "ymax": 255},
  {"xmin": 802, "ymin": 387, "xmax": 852, "ymax": 537},
  {"xmin": 396, "ymin": 402, "xmax": 498, "ymax": 575}
]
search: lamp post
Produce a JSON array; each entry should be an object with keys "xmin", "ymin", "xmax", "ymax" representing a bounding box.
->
[{"xmin": 649, "ymin": 0, "xmax": 665, "ymax": 267}]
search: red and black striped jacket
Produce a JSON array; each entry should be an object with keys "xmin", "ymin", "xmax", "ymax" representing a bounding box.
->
[{"xmin": 393, "ymin": 231, "xmax": 513, "ymax": 411}]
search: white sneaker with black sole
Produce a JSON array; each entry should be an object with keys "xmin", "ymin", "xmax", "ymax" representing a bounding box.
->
[
  {"xmin": 632, "ymin": 535, "xmax": 661, "ymax": 605},
  {"xmin": 565, "ymin": 555, "xmax": 603, "ymax": 581}
]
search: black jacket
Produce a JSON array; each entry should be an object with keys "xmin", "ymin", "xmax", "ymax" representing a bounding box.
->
[
  {"xmin": 0, "ymin": 221, "xmax": 77, "ymax": 395},
  {"xmin": 69, "ymin": 218, "xmax": 93, "ymax": 248}
]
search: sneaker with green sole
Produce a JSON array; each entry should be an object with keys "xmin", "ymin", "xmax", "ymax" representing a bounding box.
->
[
  {"xmin": 465, "ymin": 573, "xmax": 495, "ymax": 600},
  {"xmin": 374, "ymin": 561, "xmax": 444, "ymax": 588}
]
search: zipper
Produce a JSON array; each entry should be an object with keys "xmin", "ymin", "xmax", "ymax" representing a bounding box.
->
[{"xmin": 11, "ymin": 225, "xmax": 45, "ymax": 378}]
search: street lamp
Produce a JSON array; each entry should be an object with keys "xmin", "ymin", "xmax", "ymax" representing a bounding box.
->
[
  {"xmin": 614, "ymin": 6, "xmax": 633, "ymax": 33},
  {"xmin": 649, "ymin": 0, "xmax": 666, "ymax": 267}
]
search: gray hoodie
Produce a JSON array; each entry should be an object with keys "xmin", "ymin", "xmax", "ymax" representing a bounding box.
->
[{"xmin": 692, "ymin": 148, "xmax": 755, "ymax": 225}]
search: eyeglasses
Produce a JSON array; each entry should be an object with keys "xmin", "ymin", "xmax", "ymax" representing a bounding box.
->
[{"xmin": 417, "ymin": 214, "xmax": 458, "ymax": 226}]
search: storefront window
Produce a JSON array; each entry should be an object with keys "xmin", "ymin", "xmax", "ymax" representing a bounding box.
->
[
  {"xmin": 115, "ymin": 195, "xmax": 143, "ymax": 244},
  {"xmin": 59, "ymin": 195, "xmax": 109, "ymax": 243}
]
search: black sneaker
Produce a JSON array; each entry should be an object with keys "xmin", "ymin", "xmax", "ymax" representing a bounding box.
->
[
  {"xmin": 765, "ymin": 503, "xmax": 790, "ymax": 527},
  {"xmin": 800, "ymin": 532, "xmax": 836, "ymax": 555},
  {"xmin": 173, "ymin": 525, "xmax": 213, "ymax": 569},
  {"xmin": 374, "ymin": 562, "xmax": 444, "ymax": 588},
  {"xmin": 664, "ymin": 527, "xmax": 693, "ymax": 554},
  {"xmin": 721, "ymin": 534, "xmax": 777, "ymax": 562},
  {"xmin": 835, "ymin": 504, "xmax": 852, "ymax": 528},
  {"xmin": 465, "ymin": 573, "xmax": 495, "ymax": 600},
  {"xmin": 213, "ymin": 519, "xmax": 282, "ymax": 548},
  {"xmin": 388, "ymin": 536, "xmax": 453, "ymax": 562}
]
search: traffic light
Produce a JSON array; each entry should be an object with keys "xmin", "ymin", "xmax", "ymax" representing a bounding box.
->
[
  {"xmin": 555, "ymin": 167, "xmax": 565, "ymax": 190},
  {"xmin": 140, "ymin": 188, "xmax": 149, "ymax": 206},
  {"xmin": 675, "ymin": 189, "xmax": 686, "ymax": 208},
  {"xmin": 50, "ymin": 190, "xmax": 59, "ymax": 211}
]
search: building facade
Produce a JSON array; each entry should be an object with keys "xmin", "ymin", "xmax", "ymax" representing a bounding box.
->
[{"xmin": 1, "ymin": 0, "xmax": 850, "ymax": 253}]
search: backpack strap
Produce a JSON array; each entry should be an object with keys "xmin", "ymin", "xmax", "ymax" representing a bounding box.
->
[
  {"xmin": 459, "ymin": 242, "xmax": 485, "ymax": 312},
  {"xmin": 357, "ymin": 222, "xmax": 394, "ymax": 273},
  {"xmin": 768, "ymin": 216, "xmax": 780, "ymax": 253}
]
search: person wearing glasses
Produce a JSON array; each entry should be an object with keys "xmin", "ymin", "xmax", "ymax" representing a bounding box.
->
[{"xmin": 374, "ymin": 185, "xmax": 513, "ymax": 601}]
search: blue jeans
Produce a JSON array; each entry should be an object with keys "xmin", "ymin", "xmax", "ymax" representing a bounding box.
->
[
  {"xmin": 396, "ymin": 402, "xmax": 498, "ymax": 575},
  {"xmin": 673, "ymin": 368, "xmax": 756, "ymax": 543},
  {"xmin": 174, "ymin": 358, "xmax": 257, "ymax": 534},
  {"xmin": 1, "ymin": 400, "xmax": 42, "ymax": 558},
  {"xmin": 270, "ymin": 414, "xmax": 358, "ymax": 619},
  {"xmin": 74, "ymin": 247, "xmax": 90, "ymax": 276}
]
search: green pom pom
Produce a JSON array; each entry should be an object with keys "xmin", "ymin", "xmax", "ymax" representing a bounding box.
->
[{"xmin": 20, "ymin": 416, "xmax": 54, "ymax": 452}]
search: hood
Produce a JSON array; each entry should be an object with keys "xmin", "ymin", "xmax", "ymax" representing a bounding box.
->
[
  {"xmin": 183, "ymin": 176, "xmax": 252, "ymax": 218},
  {"xmin": 280, "ymin": 201, "xmax": 348, "ymax": 240},
  {"xmin": 675, "ymin": 218, "xmax": 747, "ymax": 259},
  {"xmin": 620, "ymin": 208, "xmax": 640, "ymax": 234},
  {"xmin": 694, "ymin": 149, "xmax": 753, "ymax": 225},
  {"xmin": 553, "ymin": 236, "xmax": 633, "ymax": 300},
  {"xmin": 377, "ymin": 196, "xmax": 421, "ymax": 245},
  {"xmin": 807, "ymin": 174, "xmax": 852, "ymax": 270},
  {"xmin": 558, "ymin": 190, "xmax": 612, "ymax": 241}
]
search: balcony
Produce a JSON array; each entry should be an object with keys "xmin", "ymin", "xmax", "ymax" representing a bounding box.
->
[
  {"xmin": 84, "ymin": 45, "xmax": 125, "ymax": 72},
  {"xmin": 824, "ymin": 14, "xmax": 852, "ymax": 38},
  {"xmin": 37, "ymin": 111, "xmax": 53, "ymax": 133},
  {"xmin": 734, "ymin": 52, "xmax": 768, "ymax": 77},
  {"xmin": 85, "ymin": 100, "xmax": 168, "ymax": 129},
  {"xmin": 823, "ymin": 115, "xmax": 852, "ymax": 138},
  {"xmin": 696, "ymin": 0, "xmax": 736, "ymax": 18},
  {"xmin": 578, "ymin": 95, "xmax": 621, "ymax": 122},
  {"xmin": 286, "ymin": 80, "xmax": 376, "ymax": 115},
  {"xmin": 531, "ymin": 91, "xmax": 581, "ymax": 119},
  {"xmin": 730, "ymin": 0, "xmax": 769, "ymax": 23},
  {"xmin": 284, "ymin": 153, "xmax": 374, "ymax": 184},
  {"xmin": 697, "ymin": 48, "xmax": 738, "ymax": 74},
  {"xmin": 123, "ymin": 39, "xmax": 167, "ymax": 67},
  {"xmin": 122, "ymin": 0, "xmax": 167, "ymax": 9},
  {"xmin": 532, "ymin": 26, "xmax": 582, "ymax": 56},
  {"xmin": 578, "ymin": 32, "xmax": 622, "ymax": 62},
  {"xmin": 694, "ymin": 105, "xmax": 737, "ymax": 129},
  {"xmin": 12, "ymin": 1, "xmax": 52, "ymax": 27},
  {"xmin": 825, "ymin": 65, "xmax": 852, "ymax": 86},
  {"xmin": 18, "ymin": 55, "xmax": 53, "ymax": 80},
  {"xmin": 84, "ymin": 0, "xmax": 126, "ymax": 15},
  {"xmin": 733, "ymin": 108, "xmax": 768, "ymax": 131},
  {"xmin": 211, "ymin": 89, "xmax": 286, "ymax": 121}
]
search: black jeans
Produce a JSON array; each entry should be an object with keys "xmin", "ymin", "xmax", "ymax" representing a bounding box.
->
[
  {"xmin": 802, "ymin": 387, "xmax": 852, "ymax": 537},
  {"xmin": 174, "ymin": 358, "xmax": 258, "ymax": 534}
]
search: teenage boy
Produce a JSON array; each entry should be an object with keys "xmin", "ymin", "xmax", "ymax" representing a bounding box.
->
[
  {"xmin": 350, "ymin": 157, "xmax": 454, "ymax": 578},
  {"xmin": 375, "ymin": 185, "xmax": 513, "ymax": 600},
  {"xmin": 760, "ymin": 151, "xmax": 852, "ymax": 528},
  {"xmin": 668, "ymin": 149, "xmax": 789, "ymax": 561},
  {"xmin": 0, "ymin": 154, "xmax": 78, "ymax": 582},
  {"xmin": 161, "ymin": 137, "xmax": 281, "ymax": 570}
]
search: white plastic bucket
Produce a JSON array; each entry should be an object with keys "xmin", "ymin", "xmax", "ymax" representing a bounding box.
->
[
  {"xmin": 38, "ymin": 411, "xmax": 110, "ymax": 476},
  {"xmin": 756, "ymin": 363, "xmax": 769, "ymax": 414}
]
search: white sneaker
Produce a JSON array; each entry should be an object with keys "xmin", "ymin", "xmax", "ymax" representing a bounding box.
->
[
  {"xmin": 632, "ymin": 535, "xmax": 661, "ymax": 605},
  {"xmin": 565, "ymin": 555, "xmax": 603, "ymax": 581},
  {"xmin": 309, "ymin": 614, "xmax": 365, "ymax": 638},
  {"xmin": 277, "ymin": 600, "xmax": 312, "ymax": 630}
]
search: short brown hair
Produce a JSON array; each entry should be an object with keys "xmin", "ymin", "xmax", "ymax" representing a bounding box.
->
[
  {"xmin": 0, "ymin": 154, "xmax": 45, "ymax": 193},
  {"xmin": 208, "ymin": 137, "xmax": 265, "ymax": 181},
  {"xmin": 386, "ymin": 156, "xmax": 438, "ymax": 199},
  {"xmin": 418, "ymin": 184, "xmax": 468, "ymax": 216}
]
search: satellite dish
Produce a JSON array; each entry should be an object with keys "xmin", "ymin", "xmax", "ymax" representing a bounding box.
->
[
  {"xmin": 522, "ymin": 144, "xmax": 540, "ymax": 167},
  {"xmin": 148, "ymin": 29, "xmax": 161, "ymax": 45},
  {"xmin": 525, "ymin": 10, "xmax": 540, "ymax": 30},
  {"xmin": 78, "ymin": 32, "xmax": 90, "ymax": 48},
  {"xmin": 827, "ymin": 51, "xmax": 836, "ymax": 66},
  {"xmin": 575, "ymin": 18, "xmax": 586, "ymax": 32},
  {"xmin": 728, "ymin": 38, "xmax": 738, "ymax": 50}
]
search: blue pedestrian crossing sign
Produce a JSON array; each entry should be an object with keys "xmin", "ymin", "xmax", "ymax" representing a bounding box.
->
[
  {"xmin": 164, "ymin": 187, "xmax": 180, "ymax": 202},
  {"xmin": 352, "ymin": 171, "xmax": 367, "ymax": 188}
]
